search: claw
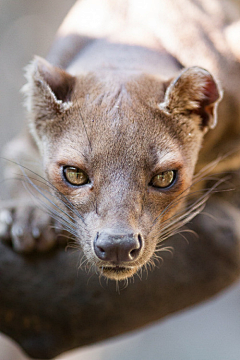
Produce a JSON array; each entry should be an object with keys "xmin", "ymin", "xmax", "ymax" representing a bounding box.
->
[
  {"xmin": 32, "ymin": 227, "xmax": 41, "ymax": 239},
  {"xmin": 0, "ymin": 204, "xmax": 62, "ymax": 252},
  {"xmin": 0, "ymin": 209, "xmax": 13, "ymax": 225},
  {"xmin": 0, "ymin": 221, "xmax": 8, "ymax": 238},
  {"xmin": 11, "ymin": 224, "xmax": 24, "ymax": 238}
]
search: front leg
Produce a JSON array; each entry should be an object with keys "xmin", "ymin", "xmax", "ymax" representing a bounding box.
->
[
  {"xmin": 0, "ymin": 196, "xmax": 240, "ymax": 359},
  {"xmin": 0, "ymin": 131, "xmax": 63, "ymax": 252},
  {"xmin": 0, "ymin": 200, "xmax": 60, "ymax": 252}
]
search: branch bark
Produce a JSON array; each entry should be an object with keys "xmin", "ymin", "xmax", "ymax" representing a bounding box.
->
[{"xmin": 0, "ymin": 199, "xmax": 240, "ymax": 359}]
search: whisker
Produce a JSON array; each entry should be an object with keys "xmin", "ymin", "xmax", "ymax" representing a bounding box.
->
[
  {"xmin": 151, "ymin": 253, "xmax": 163, "ymax": 267},
  {"xmin": 176, "ymin": 232, "xmax": 189, "ymax": 244},
  {"xmin": 13, "ymin": 162, "xmax": 92, "ymax": 240},
  {"xmin": 136, "ymin": 268, "xmax": 143, "ymax": 281},
  {"xmin": 158, "ymin": 207, "xmax": 205, "ymax": 242},
  {"xmin": 198, "ymin": 211, "xmax": 218, "ymax": 222},
  {"xmin": 193, "ymin": 156, "xmax": 224, "ymax": 182},
  {"xmin": 1, "ymin": 158, "xmax": 86, "ymax": 224},
  {"xmin": 22, "ymin": 180, "xmax": 79, "ymax": 234},
  {"xmin": 121, "ymin": 278, "xmax": 129, "ymax": 290},
  {"xmin": 150, "ymin": 194, "xmax": 206, "ymax": 239},
  {"xmin": 56, "ymin": 232, "xmax": 76, "ymax": 242},
  {"xmin": 66, "ymin": 243, "xmax": 82, "ymax": 252},
  {"xmin": 193, "ymin": 147, "xmax": 240, "ymax": 182},
  {"xmin": 151, "ymin": 175, "xmax": 229, "ymax": 236},
  {"xmin": 23, "ymin": 179, "xmax": 79, "ymax": 226},
  {"xmin": 155, "ymin": 246, "xmax": 174, "ymax": 255},
  {"xmin": 159, "ymin": 196, "xmax": 207, "ymax": 236},
  {"xmin": 151, "ymin": 175, "xmax": 222, "ymax": 230},
  {"xmin": 79, "ymin": 255, "xmax": 88, "ymax": 269},
  {"xmin": 21, "ymin": 193, "xmax": 79, "ymax": 240},
  {"xmin": 150, "ymin": 175, "xmax": 230, "ymax": 251}
]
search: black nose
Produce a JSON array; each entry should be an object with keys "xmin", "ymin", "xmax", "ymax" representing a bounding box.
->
[{"xmin": 94, "ymin": 231, "xmax": 143, "ymax": 263}]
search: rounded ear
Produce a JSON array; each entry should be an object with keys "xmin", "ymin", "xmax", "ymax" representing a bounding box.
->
[
  {"xmin": 22, "ymin": 56, "xmax": 76, "ymax": 121},
  {"xmin": 159, "ymin": 67, "xmax": 223, "ymax": 131}
]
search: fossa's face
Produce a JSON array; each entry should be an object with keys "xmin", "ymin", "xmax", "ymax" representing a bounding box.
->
[{"xmin": 26, "ymin": 58, "xmax": 221, "ymax": 280}]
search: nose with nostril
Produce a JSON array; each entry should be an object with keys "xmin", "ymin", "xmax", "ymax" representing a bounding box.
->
[{"xmin": 94, "ymin": 232, "xmax": 143, "ymax": 263}]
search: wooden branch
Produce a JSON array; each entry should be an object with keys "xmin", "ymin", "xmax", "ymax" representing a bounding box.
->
[{"xmin": 0, "ymin": 199, "xmax": 240, "ymax": 359}]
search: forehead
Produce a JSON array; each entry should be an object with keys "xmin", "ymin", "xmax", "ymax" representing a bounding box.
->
[
  {"xmin": 51, "ymin": 73, "xmax": 183, "ymax": 165},
  {"xmin": 79, "ymin": 74, "xmax": 173, "ymax": 131}
]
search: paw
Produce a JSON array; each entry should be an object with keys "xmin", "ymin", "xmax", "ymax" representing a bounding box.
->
[{"xmin": 0, "ymin": 202, "xmax": 64, "ymax": 252}]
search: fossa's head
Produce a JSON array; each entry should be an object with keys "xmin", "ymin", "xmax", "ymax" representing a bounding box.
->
[{"xmin": 24, "ymin": 56, "xmax": 221, "ymax": 280}]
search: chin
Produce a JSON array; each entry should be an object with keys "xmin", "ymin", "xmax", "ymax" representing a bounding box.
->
[{"xmin": 100, "ymin": 265, "xmax": 138, "ymax": 280}]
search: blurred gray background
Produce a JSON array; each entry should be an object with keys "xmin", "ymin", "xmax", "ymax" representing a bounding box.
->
[{"xmin": 1, "ymin": 1, "xmax": 240, "ymax": 359}]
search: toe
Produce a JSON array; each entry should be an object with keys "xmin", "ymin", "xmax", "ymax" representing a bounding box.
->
[
  {"xmin": 31, "ymin": 209, "xmax": 56, "ymax": 251},
  {"xmin": 0, "ymin": 209, "xmax": 13, "ymax": 241}
]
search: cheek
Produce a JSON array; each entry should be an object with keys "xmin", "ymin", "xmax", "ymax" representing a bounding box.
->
[{"xmin": 146, "ymin": 180, "xmax": 192, "ymax": 235}]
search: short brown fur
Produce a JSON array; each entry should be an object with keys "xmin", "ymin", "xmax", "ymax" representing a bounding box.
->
[{"xmin": 1, "ymin": 0, "xmax": 240, "ymax": 280}]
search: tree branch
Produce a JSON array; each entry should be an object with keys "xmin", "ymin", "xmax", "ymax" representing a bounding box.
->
[{"xmin": 0, "ymin": 199, "xmax": 240, "ymax": 359}]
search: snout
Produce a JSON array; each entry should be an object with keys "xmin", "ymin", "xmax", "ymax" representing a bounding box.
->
[{"xmin": 94, "ymin": 230, "xmax": 143, "ymax": 264}]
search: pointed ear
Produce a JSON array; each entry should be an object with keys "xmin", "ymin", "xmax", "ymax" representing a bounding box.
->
[
  {"xmin": 22, "ymin": 56, "xmax": 76, "ymax": 121},
  {"xmin": 159, "ymin": 67, "xmax": 222, "ymax": 131}
]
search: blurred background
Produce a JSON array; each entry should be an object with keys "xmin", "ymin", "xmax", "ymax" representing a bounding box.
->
[{"xmin": 1, "ymin": 1, "xmax": 240, "ymax": 359}]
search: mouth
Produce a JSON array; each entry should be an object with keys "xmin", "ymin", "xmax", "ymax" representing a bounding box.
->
[{"xmin": 100, "ymin": 265, "xmax": 136, "ymax": 280}]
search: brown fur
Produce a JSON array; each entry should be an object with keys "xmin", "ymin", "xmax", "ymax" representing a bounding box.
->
[{"xmin": 1, "ymin": 0, "xmax": 240, "ymax": 280}]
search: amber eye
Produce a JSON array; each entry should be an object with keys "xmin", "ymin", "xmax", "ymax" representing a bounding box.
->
[
  {"xmin": 151, "ymin": 170, "xmax": 176, "ymax": 189},
  {"xmin": 63, "ymin": 166, "xmax": 89, "ymax": 186}
]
